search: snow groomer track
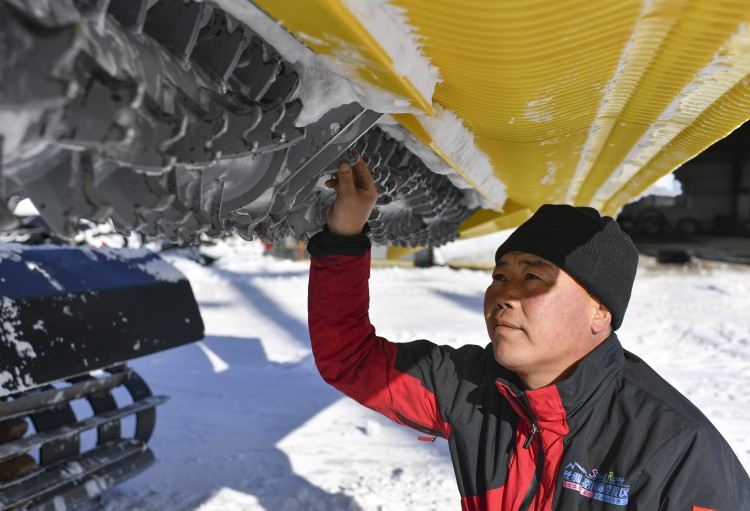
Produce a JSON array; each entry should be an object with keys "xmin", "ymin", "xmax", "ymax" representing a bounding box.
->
[
  {"xmin": 0, "ymin": 244, "xmax": 204, "ymax": 510},
  {"xmin": 0, "ymin": 0, "xmax": 474, "ymax": 248}
]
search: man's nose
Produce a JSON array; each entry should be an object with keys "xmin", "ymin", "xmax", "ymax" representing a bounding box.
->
[
  {"xmin": 493, "ymin": 280, "xmax": 521, "ymax": 309},
  {"xmin": 494, "ymin": 300, "xmax": 513, "ymax": 311}
]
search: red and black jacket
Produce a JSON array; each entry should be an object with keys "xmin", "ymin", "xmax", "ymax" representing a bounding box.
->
[{"xmin": 307, "ymin": 229, "xmax": 750, "ymax": 510}]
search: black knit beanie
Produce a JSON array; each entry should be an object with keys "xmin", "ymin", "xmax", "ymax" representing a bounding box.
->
[{"xmin": 494, "ymin": 205, "xmax": 638, "ymax": 330}]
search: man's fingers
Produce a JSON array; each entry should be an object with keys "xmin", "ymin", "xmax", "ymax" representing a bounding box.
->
[
  {"xmin": 325, "ymin": 150, "xmax": 378, "ymax": 236},
  {"xmin": 350, "ymin": 149, "xmax": 375, "ymax": 191},
  {"xmin": 331, "ymin": 150, "xmax": 376, "ymax": 198},
  {"xmin": 336, "ymin": 161, "xmax": 356, "ymax": 196}
]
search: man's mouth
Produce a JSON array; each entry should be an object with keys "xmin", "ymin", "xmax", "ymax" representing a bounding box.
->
[{"xmin": 493, "ymin": 318, "xmax": 521, "ymax": 329}]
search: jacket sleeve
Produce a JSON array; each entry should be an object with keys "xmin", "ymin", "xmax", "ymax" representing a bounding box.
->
[
  {"xmin": 633, "ymin": 423, "xmax": 750, "ymax": 510},
  {"xmin": 307, "ymin": 230, "xmax": 457, "ymax": 439}
]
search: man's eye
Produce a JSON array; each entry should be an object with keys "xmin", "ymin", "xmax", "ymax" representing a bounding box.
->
[
  {"xmin": 524, "ymin": 273, "xmax": 540, "ymax": 280},
  {"xmin": 492, "ymin": 274, "xmax": 506, "ymax": 281}
]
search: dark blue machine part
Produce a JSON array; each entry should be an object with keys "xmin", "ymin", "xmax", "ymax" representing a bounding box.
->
[
  {"xmin": 0, "ymin": 246, "xmax": 180, "ymax": 297},
  {"xmin": 0, "ymin": 244, "xmax": 205, "ymax": 397}
]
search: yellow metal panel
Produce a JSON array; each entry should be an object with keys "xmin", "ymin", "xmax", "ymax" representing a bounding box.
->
[
  {"xmin": 458, "ymin": 207, "xmax": 533, "ymax": 240},
  {"xmin": 253, "ymin": 0, "xmax": 433, "ymax": 114},
  {"xmin": 386, "ymin": 244, "xmax": 425, "ymax": 260},
  {"xmin": 602, "ymin": 74, "xmax": 750, "ymax": 216},
  {"xmin": 259, "ymin": 0, "xmax": 750, "ymax": 224},
  {"xmin": 577, "ymin": 0, "xmax": 750, "ymax": 210},
  {"xmin": 388, "ymin": 0, "xmax": 750, "ymax": 215}
]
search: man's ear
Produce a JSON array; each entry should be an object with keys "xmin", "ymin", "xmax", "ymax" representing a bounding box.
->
[{"xmin": 591, "ymin": 302, "xmax": 612, "ymax": 335}]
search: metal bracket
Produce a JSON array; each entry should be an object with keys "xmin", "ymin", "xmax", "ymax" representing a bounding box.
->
[{"xmin": 280, "ymin": 104, "xmax": 382, "ymax": 238}]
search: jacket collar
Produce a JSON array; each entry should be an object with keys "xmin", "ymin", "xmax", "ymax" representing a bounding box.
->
[
  {"xmin": 494, "ymin": 334, "xmax": 624, "ymax": 428},
  {"xmin": 553, "ymin": 333, "xmax": 624, "ymax": 419}
]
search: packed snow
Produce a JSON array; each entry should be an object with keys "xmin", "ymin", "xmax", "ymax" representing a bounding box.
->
[{"xmin": 92, "ymin": 235, "xmax": 750, "ymax": 511}]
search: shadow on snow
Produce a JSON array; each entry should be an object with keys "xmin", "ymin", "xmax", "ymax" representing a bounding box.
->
[{"xmin": 101, "ymin": 259, "xmax": 361, "ymax": 510}]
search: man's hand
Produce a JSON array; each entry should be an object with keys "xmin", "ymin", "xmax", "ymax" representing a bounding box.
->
[{"xmin": 325, "ymin": 149, "xmax": 378, "ymax": 236}]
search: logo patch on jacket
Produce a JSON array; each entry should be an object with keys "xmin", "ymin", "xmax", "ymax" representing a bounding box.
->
[{"xmin": 562, "ymin": 462, "xmax": 630, "ymax": 506}]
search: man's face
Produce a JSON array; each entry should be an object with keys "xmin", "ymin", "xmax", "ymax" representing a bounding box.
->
[{"xmin": 483, "ymin": 251, "xmax": 607, "ymax": 388}]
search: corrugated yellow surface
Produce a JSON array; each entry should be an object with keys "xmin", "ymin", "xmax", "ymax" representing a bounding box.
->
[
  {"xmin": 255, "ymin": 0, "xmax": 750, "ymax": 230},
  {"xmin": 392, "ymin": 0, "xmax": 750, "ymax": 220}
]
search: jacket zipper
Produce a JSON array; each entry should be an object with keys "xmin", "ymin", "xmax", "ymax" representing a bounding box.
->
[
  {"xmin": 518, "ymin": 426, "xmax": 544, "ymax": 511},
  {"xmin": 523, "ymin": 423, "xmax": 538, "ymax": 449},
  {"xmin": 394, "ymin": 411, "xmax": 445, "ymax": 440},
  {"xmin": 499, "ymin": 388, "xmax": 544, "ymax": 511}
]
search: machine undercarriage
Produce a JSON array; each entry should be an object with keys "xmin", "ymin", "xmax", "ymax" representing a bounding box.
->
[{"xmin": 0, "ymin": 0, "xmax": 476, "ymax": 249}]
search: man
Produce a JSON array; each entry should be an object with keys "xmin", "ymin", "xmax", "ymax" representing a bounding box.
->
[{"xmin": 307, "ymin": 153, "xmax": 750, "ymax": 510}]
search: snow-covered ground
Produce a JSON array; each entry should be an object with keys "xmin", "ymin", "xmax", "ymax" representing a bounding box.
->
[{"xmin": 99, "ymin": 237, "xmax": 750, "ymax": 511}]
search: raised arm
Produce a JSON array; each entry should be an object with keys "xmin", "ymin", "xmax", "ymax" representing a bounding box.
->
[{"xmin": 307, "ymin": 150, "xmax": 453, "ymax": 440}]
